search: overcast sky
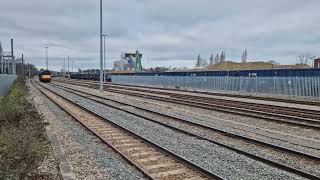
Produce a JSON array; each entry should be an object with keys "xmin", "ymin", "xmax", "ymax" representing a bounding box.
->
[{"xmin": 0, "ymin": 0, "xmax": 319, "ymax": 71}]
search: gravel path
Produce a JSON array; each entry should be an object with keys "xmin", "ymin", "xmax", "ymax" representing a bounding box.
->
[
  {"xmin": 33, "ymin": 82, "xmax": 145, "ymax": 180},
  {"xmin": 43, "ymin": 82, "xmax": 306, "ymax": 179},
  {"xmin": 26, "ymin": 88, "xmax": 62, "ymax": 179}
]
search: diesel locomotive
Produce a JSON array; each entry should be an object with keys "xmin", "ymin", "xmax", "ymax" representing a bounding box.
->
[{"xmin": 39, "ymin": 70, "xmax": 52, "ymax": 82}]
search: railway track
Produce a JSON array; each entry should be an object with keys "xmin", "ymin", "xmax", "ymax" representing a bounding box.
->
[
  {"xmin": 33, "ymin": 81, "xmax": 222, "ymax": 180},
  {"xmin": 59, "ymin": 78, "xmax": 320, "ymax": 106},
  {"xmin": 50, "ymin": 81, "xmax": 320, "ymax": 179},
  {"xmin": 55, "ymin": 79, "xmax": 320, "ymax": 129}
]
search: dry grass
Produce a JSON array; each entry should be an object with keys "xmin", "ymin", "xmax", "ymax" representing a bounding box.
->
[{"xmin": 0, "ymin": 77, "xmax": 54, "ymax": 179}]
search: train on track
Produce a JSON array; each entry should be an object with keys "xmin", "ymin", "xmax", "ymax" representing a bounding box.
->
[
  {"xmin": 70, "ymin": 68, "xmax": 320, "ymax": 81},
  {"xmin": 39, "ymin": 70, "xmax": 52, "ymax": 82}
]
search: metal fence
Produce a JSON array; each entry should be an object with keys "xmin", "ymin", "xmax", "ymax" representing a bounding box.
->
[
  {"xmin": 111, "ymin": 75, "xmax": 320, "ymax": 99},
  {"xmin": 0, "ymin": 74, "xmax": 17, "ymax": 96}
]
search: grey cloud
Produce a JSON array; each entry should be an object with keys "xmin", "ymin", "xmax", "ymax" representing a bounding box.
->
[{"xmin": 0, "ymin": 0, "xmax": 319, "ymax": 70}]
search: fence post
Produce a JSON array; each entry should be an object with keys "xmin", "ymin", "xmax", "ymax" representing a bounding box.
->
[
  {"xmin": 318, "ymin": 76, "xmax": 320, "ymax": 99},
  {"xmin": 239, "ymin": 76, "xmax": 241, "ymax": 94},
  {"xmin": 255, "ymin": 76, "xmax": 258, "ymax": 94},
  {"xmin": 226, "ymin": 76, "xmax": 228, "ymax": 91},
  {"xmin": 273, "ymin": 76, "xmax": 276, "ymax": 94},
  {"xmin": 295, "ymin": 76, "xmax": 298, "ymax": 97},
  {"xmin": 311, "ymin": 77, "xmax": 314, "ymax": 98}
]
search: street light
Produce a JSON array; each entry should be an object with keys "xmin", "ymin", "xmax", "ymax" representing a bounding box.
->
[
  {"xmin": 99, "ymin": 0, "xmax": 103, "ymax": 92},
  {"xmin": 72, "ymin": 59, "xmax": 74, "ymax": 73},
  {"xmin": 44, "ymin": 46, "xmax": 48, "ymax": 70},
  {"xmin": 67, "ymin": 56, "xmax": 70, "ymax": 77},
  {"xmin": 102, "ymin": 34, "xmax": 108, "ymax": 83},
  {"xmin": 11, "ymin": 39, "xmax": 15, "ymax": 74}
]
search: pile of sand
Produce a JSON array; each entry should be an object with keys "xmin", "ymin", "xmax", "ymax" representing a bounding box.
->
[
  {"xmin": 110, "ymin": 61, "xmax": 310, "ymax": 73},
  {"xmin": 203, "ymin": 61, "xmax": 309, "ymax": 71}
]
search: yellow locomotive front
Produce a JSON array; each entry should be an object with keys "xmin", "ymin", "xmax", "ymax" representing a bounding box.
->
[{"xmin": 39, "ymin": 70, "xmax": 52, "ymax": 82}]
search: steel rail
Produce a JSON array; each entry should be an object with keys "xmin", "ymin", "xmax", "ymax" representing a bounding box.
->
[
  {"xmin": 52, "ymin": 82, "xmax": 320, "ymax": 151},
  {"xmin": 67, "ymin": 79, "xmax": 320, "ymax": 116},
  {"xmin": 105, "ymin": 85, "xmax": 320, "ymax": 118},
  {"xmin": 32, "ymin": 81, "xmax": 155, "ymax": 179},
  {"xmin": 50, "ymin": 82, "xmax": 320, "ymax": 180},
  {"xmin": 54, "ymin": 79, "xmax": 320, "ymax": 129},
  {"xmin": 33, "ymin": 81, "xmax": 223, "ymax": 180},
  {"xmin": 66, "ymin": 79, "xmax": 320, "ymax": 118},
  {"xmin": 107, "ymin": 88, "xmax": 320, "ymax": 129},
  {"xmin": 58, "ymin": 78, "xmax": 320, "ymax": 106}
]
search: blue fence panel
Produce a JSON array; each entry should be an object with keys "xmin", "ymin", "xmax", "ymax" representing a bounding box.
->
[
  {"xmin": 111, "ymin": 75, "xmax": 320, "ymax": 99},
  {"xmin": 0, "ymin": 74, "xmax": 17, "ymax": 96}
]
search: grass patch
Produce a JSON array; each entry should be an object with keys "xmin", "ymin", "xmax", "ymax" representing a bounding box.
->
[
  {"xmin": 0, "ymin": 77, "xmax": 53, "ymax": 179},
  {"xmin": 0, "ymin": 77, "xmax": 26, "ymax": 125}
]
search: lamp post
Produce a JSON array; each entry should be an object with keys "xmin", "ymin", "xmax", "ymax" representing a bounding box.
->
[
  {"xmin": 0, "ymin": 41, "xmax": 3, "ymax": 74},
  {"xmin": 72, "ymin": 59, "xmax": 74, "ymax": 74},
  {"xmin": 44, "ymin": 46, "xmax": 48, "ymax": 70},
  {"xmin": 102, "ymin": 34, "xmax": 108, "ymax": 83},
  {"xmin": 99, "ymin": 0, "xmax": 103, "ymax": 92},
  {"xmin": 67, "ymin": 56, "xmax": 70, "ymax": 78},
  {"xmin": 11, "ymin": 39, "xmax": 15, "ymax": 74},
  {"xmin": 22, "ymin": 54, "xmax": 24, "ymax": 77}
]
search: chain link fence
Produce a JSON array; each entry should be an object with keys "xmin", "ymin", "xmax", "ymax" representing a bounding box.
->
[
  {"xmin": 111, "ymin": 75, "xmax": 320, "ymax": 99},
  {"xmin": 0, "ymin": 74, "xmax": 17, "ymax": 96}
]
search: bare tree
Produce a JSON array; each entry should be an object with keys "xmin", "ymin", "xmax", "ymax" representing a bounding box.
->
[
  {"xmin": 215, "ymin": 53, "xmax": 219, "ymax": 64},
  {"xmin": 203, "ymin": 59, "xmax": 208, "ymax": 66},
  {"xmin": 241, "ymin": 49, "xmax": 247, "ymax": 63},
  {"xmin": 195, "ymin": 54, "xmax": 209, "ymax": 67},
  {"xmin": 196, "ymin": 54, "xmax": 201, "ymax": 67},
  {"xmin": 298, "ymin": 54, "xmax": 306, "ymax": 64},
  {"xmin": 220, "ymin": 51, "xmax": 226, "ymax": 63},
  {"xmin": 298, "ymin": 53, "xmax": 315, "ymax": 65},
  {"xmin": 209, "ymin": 54, "xmax": 214, "ymax": 65}
]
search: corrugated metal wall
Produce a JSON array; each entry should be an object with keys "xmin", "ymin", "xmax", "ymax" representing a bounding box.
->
[{"xmin": 0, "ymin": 74, "xmax": 17, "ymax": 96}]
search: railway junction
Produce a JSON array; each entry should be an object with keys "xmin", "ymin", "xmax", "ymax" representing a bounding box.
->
[{"xmin": 24, "ymin": 76, "xmax": 320, "ymax": 179}]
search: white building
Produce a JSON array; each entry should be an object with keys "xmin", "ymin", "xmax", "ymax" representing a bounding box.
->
[{"xmin": 113, "ymin": 52, "xmax": 142, "ymax": 71}]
